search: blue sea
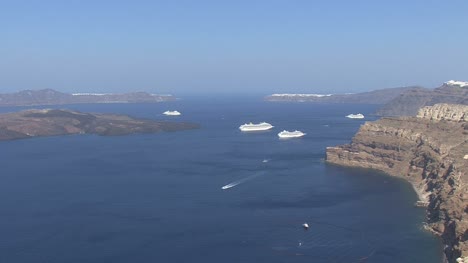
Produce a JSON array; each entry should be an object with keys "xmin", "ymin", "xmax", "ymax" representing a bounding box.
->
[{"xmin": 0, "ymin": 97, "xmax": 442, "ymax": 263}]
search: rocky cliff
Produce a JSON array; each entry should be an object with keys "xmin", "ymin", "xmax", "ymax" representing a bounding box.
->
[
  {"xmin": 326, "ymin": 103, "xmax": 468, "ymax": 262},
  {"xmin": 376, "ymin": 81, "xmax": 468, "ymax": 116},
  {"xmin": 417, "ymin": 104, "xmax": 468, "ymax": 122}
]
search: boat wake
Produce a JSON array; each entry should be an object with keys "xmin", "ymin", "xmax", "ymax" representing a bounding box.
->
[{"xmin": 221, "ymin": 171, "xmax": 266, "ymax": 190}]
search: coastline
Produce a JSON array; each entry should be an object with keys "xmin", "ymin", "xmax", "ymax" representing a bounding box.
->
[{"xmin": 325, "ymin": 104, "xmax": 468, "ymax": 262}]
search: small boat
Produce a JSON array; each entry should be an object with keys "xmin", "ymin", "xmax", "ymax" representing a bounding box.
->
[
  {"xmin": 302, "ymin": 223, "xmax": 309, "ymax": 230},
  {"xmin": 163, "ymin": 110, "xmax": 181, "ymax": 116},
  {"xmin": 278, "ymin": 130, "xmax": 306, "ymax": 138},
  {"xmin": 346, "ymin": 113, "xmax": 364, "ymax": 119},
  {"xmin": 221, "ymin": 185, "xmax": 233, "ymax": 190}
]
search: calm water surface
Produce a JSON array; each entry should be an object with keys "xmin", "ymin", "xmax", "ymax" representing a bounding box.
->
[{"xmin": 0, "ymin": 97, "xmax": 442, "ymax": 262}]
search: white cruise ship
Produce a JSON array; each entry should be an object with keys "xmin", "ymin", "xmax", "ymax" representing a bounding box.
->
[
  {"xmin": 278, "ymin": 130, "xmax": 306, "ymax": 138},
  {"xmin": 163, "ymin": 110, "xmax": 181, "ymax": 116},
  {"xmin": 346, "ymin": 113, "xmax": 364, "ymax": 119},
  {"xmin": 239, "ymin": 122, "xmax": 273, "ymax": 131}
]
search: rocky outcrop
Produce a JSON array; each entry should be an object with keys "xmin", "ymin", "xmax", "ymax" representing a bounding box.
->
[
  {"xmin": 417, "ymin": 104, "xmax": 468, "ymax": 122},
  {"xmin": 326, "ymin": 104, "xmax": 468, "ymax": 262},
  {"xmin": 0, "ymin": 109, "xmax": 198, "ymax": 141},
  {"xmin": 376, "ymin": 81, "xmax": 468, "ymax": 116},
  {"xmin": 0, "ymin": 89, "xmax": 175, "ymax": 107}
]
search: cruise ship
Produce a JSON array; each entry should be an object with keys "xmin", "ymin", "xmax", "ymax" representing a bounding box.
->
[
  {"xmin": 163, "ymin": 110, "xmax": 181, "ymax": 116},
  {"xmin": 278, "ymin": 130, "xmax": 306, "ymax": 138},
  {"xmin": 239, "ymin": 122, "xmax": 273, "ymax": 131},
  {"xmin": 346, "ymin": 113, "xmax": 364, "ymax": 119}
]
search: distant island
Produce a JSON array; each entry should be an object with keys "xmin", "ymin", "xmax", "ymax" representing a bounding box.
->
[
  {"xmin": 0, "ymin": 89, "xmax": 175, "ymax": 107},
  {"xmin": 265, "ymin": 86, "xmax": 419, "ymax": 104},
  {"xmin": 265, "ymin": 80, "xmax": 468, "ymax": 117},
  {"xmin": 0, "ymin": 109, "xmax": 198, "ymax": 141}
]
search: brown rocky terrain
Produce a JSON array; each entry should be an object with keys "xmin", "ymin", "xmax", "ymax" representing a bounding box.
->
[
  {"xmin": 376, "ymin": 82, "xmax": 468, "ymax": 116},
  {"xmin": 0, "ymin": 89, "xmax": 175, "ymax": 107},
  {"xmin": 326, "ymin": 103, "xmax": 468, "ymax": 263},
  {"xmin": 0, "ymin": 109, "xmax": 198, "ymax": 141}
]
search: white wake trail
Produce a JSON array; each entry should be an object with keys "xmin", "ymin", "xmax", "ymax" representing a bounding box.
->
[{"xmin": 221, "ymin": 171, "xmax": 266, "ymax": 190}]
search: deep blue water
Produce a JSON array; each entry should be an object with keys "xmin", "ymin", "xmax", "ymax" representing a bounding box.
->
[{"xmin": 0, "ymin": 97, "xmax": 442, "ymax": 263}]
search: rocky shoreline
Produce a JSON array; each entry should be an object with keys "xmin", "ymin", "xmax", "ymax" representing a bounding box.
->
[{"xmin": 326, "ymin": 104, "xmax": 467, "ymax": 263}]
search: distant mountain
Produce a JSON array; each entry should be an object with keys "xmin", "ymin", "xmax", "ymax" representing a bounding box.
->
[
  {"xmin": 0, "ymin": 89, "xmax": 175, "ymax": 107},
  {"xmin": 265, "ymin": 86, "xmax": 419, "ymax": 104},
  {"xmin": 376, "ymin": 81, "xmax": 468, "ymax": 116}
]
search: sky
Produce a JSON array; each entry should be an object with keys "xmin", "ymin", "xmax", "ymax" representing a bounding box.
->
[{"xmin": 1, "ymin": 0, "xmax": 468, "ymax": 95}]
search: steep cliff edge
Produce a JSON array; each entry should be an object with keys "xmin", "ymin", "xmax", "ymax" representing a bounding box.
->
[
  {"xmin": 376, "ymin": 81, "xmax": 468, "ymax": 116},
  {"xmin": 326, "ymin": 103, "xmax": 468, "ymax": 262}
]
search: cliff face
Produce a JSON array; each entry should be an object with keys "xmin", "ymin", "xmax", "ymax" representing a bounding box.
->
[
  {"xmin": 417, "ymin": 104, "xmax": 468, "ymax": 122},
  {"xmin": 376, "ymin": 82, "xmax": 468, "ymax": 116},
  {"xmin": 326, "ymin": 104, "xmax": 468, "ymax": 262}
]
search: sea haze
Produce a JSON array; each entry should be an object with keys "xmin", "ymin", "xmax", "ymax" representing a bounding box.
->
[{"xmin": 0, "ymin": 97, "xmax": 442, "ymax": 263}]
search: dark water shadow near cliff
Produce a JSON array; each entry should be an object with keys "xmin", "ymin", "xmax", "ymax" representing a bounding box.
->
[{"xmin": 322, "ymin": 164, "xmax": 444, "ymax": 262}]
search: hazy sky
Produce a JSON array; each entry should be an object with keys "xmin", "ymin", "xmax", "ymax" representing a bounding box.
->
[{"xmin": 1, "ymin": 0, "xmax": 467, "ymax": 94}]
